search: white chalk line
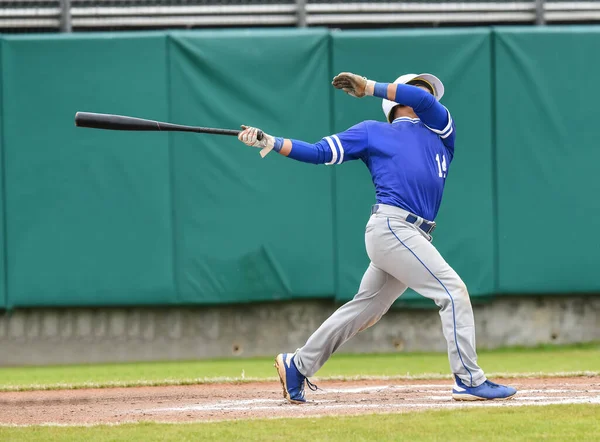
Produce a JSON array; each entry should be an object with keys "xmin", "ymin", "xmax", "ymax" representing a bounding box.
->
[
  {"xmin": 314, "ymin": 386, "xmax": 398, "ymax": 394},
  {"xmin": 315, "ymin": 388, "xmax": 600, "ymax": 396},
  {"xmin": 141, "ymin": 385, "xmax": 472, "ymax": 411},
  {"xmin": 4, "ymin": 397, "xmax": 600, "ymax": 429},
  {"xmin": 426, "ymin": 395, "xmax": 595, "ymax": 401},
  {"xmin": 316, "ymin": 384, "xmax": 459, "ymax": 392},
  {"xmin": 314, "ymin": 386, "xmax": 599, "ymax": 395},
  {"xmin": 147, "ymin": 395, "xmax": 600, "ymax": 413},
  {"xmin": 517, "ymin": 389, "xmax": 593, "ymax": 394},
  {"xmin": 144, "ymin": 396, "xmax": 600, "ymax": 414},
  {"xmin": 3, "ymin": 388, "xmax": 599, "ymax": 428},
  {"xmin": 145, "ymin": 399, "xmax": 338, "ymax": 412},
  {"xmin": 142, "ymin": 384, "xmax": 600, "ymax": 414}
]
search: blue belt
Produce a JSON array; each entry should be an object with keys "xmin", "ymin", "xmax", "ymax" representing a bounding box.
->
[{"xmin": 370, "ymin": 204, "xmax": 436, "ymax": 235}]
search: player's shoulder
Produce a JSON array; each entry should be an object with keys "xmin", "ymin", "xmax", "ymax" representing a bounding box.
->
[
  {"xmin": 340, "ymin": 120, "xmax": 384, "ymax": 135},
  {"xmin": 362, "ymin": 119, "xmax": 387, "ymax": 127},
  {"xmin": 360, "ymin": 120, "xmax": 391, "ymax": 131}
]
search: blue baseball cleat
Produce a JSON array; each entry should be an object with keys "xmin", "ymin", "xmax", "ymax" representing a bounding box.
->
[
  {"xmin": 274, "ymin": 353, "xmax": 317, "ymax": 404},
  {"xmin": 452, "ymin": 376, "xmax": 517, "ymax": 401}
]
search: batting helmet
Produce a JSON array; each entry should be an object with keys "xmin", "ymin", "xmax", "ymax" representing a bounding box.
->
[{"xmin": 382, "ymin": 73, "xmax": 445, "ymax": 123}]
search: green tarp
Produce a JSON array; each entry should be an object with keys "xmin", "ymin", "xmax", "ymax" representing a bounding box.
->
[
  {"xmin": 1, "ymin": 34, "xmax": 175, "ymax": 307},
  {"xmin": 168, "ymin": 30, "xmax": 335, "ymax": 304},
  {"xmin": 494, "ymin": 27, "xmax": 600, "ymax": 293}
]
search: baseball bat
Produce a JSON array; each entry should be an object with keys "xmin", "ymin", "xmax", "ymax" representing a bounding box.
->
[{"xmin": 74, "ymin": 112, "xmax": 263, "ymax": 140}]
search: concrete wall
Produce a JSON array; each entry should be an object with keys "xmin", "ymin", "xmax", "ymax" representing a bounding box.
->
[{"xmin": 0, "ymin": 296, "xmax": 599, "ymax": 366}]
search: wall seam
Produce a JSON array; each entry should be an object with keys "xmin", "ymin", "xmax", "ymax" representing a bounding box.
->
[
  {"xmin": 490, "ymin": 29, "xmax": 500, "ymax": 294},
  {"xmin": 166, "ymin": 33, "xmax": 181, "ymax": 304},
  {"xmin": 328, "ymin": 31, "xmax": 339, "ymax": 304},
  {"xmin": 0, "ymin": 39, "xmax": 9, "ymax": 311}
]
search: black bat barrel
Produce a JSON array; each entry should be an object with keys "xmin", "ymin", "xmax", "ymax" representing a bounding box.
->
[{"xmin": 75, "ymin": 112, "xmax": 179, "ymax": 131}]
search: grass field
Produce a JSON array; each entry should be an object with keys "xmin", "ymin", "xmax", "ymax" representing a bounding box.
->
[
  {"xmin": 0, "ymin": 342, "xmax": 598, "ymax": 391},
  {"xmin": 1, "ymin": 405, "xmax": 599, "ymax": 441}
]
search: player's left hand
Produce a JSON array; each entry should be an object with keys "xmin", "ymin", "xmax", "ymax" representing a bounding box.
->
[
  {"xmin": 332, "ymin": 72, "xmax": 368, "ymax": 98},
  {"xmin": 238, "ymin": 125, "xmax": 276, "ymax": 157}
]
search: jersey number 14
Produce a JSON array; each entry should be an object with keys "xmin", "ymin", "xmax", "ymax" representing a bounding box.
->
[{"xmin": 435, "ymin": 154, "xmax": 447, "ymax": 179}]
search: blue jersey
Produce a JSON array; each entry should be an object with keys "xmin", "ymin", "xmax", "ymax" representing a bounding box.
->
[
  {"xmin": 282, "ymin": 83, "xmax": 455, "ymax": 221},
  {"xmin": 324, "ymin": 115, "xmax": 455, "ymax": 221}
]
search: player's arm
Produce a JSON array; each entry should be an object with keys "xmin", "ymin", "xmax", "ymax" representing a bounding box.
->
[
  {"xmin": 332, "ymin": 72, "xmax": 454, "ymax": 143},
  {"xmin": 238, "ymin": 123, "xmax": 368, "ymax": 165}
]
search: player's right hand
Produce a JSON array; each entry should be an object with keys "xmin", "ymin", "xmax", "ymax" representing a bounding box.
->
[
  {"xmin": 238, "ymin": 125, "xmax": 276, "ymax": 157},
  {"xmin": 238, "ymin": 125, "xmax": 270, "ymax": 148},
  {"xmin": 332, "ymin": 72, "xmax": 368, "ymax": 98}
]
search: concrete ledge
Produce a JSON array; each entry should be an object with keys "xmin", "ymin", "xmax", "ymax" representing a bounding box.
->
[{"xmin": 0, "ymin": 295, "xmax": 599, "ymax": 366}]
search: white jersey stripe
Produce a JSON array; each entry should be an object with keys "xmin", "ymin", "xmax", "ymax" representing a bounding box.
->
[
  {"xmin": 424, "ymin": 110, "xmax": 453, "ymax": 136},
  {"xmin": 324, "ymin": 136, "xmax": 338, "ymax": 165},
  {"xmin": 424, "ymin": 123, "xmax": 442, "ymax": 134},
  {"xmin": 440, "ymin": 109, "xmax": 453, "ymax": 134},
  {"xmin": 441, "ymin": 125, "xmax": 454, "ymax": 139},
  {"xmin": 392, "ymin": 117, "xmax": 420, "ymax": 123},
  {"xmin": 394, "ymin": 119, "xmax": 420, "ymax": 125},
  {"xmin": 332, "ymin": 135, "xmax": 345, "ymax": 164}
]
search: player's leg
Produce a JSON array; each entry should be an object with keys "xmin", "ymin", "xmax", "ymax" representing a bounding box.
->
[
  {"xmin": 369, "ymin": 213, "xmax": 515, "ymax": 399},
  {"xmin": 371, "ymin": 216, "xmax": 484, "ymax": 384},
  {"xmin": 275, "ymin": 262, "xmax": 407, "ymax": 403},
  {"xmin": 294, "ymin": 263, "xmax": 407, "ymax": 377}
]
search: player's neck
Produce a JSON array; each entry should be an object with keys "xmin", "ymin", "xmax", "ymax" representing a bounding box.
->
[{"xmin": 393, "ymin": 108, "xmax": 418, "ymax": 120}]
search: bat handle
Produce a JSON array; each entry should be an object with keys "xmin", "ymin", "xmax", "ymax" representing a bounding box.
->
[{"xmin": 239, "ymin": 126, "xmax": 264, "ymax": 141}]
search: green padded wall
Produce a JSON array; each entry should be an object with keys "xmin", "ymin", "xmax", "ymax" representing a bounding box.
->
[
  {"xmin": 168, "ymin": 30, "xmax": 334, "ymax": 304},
  {"xmin": 1, "ymin": 34, "xmax": 175, "ymax": 307},
  {"xmin": 0, "ymin": 27, "xmax": 598, "ymax": 309},
  {"xmin": 495, "ymin": 27, "xmax": 600, "ymax": 293},
  {"xmin": 331, "ymin": 29, "xmax": 495, "ymax": 306}
]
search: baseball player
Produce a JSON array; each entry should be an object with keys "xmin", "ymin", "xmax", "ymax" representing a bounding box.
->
[{"xmin": 238, "ymin": 72, "xmax": 517, "ymax": 402}]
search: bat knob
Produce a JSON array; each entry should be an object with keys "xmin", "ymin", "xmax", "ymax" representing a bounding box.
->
[{"xmin": 256, "ymin": 130, "xmax": 264, "ymax": 141}]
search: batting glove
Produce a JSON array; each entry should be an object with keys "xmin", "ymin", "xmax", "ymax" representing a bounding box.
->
[
  {"xmin": 332, "ymin": 72, "xmax": 375, "ymax": 98},
  {"xmin": 238, "ymin": 125, "xmax": 282, "ymax": 158}
]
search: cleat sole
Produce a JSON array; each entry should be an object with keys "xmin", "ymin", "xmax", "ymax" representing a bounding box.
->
[
  {"xmin": 274, "ymin": 354, "xmax": 305, "ymax": 405},
  {"xmin": 452, "ymin": 392, "xmax": 517, "ymax": 401}
]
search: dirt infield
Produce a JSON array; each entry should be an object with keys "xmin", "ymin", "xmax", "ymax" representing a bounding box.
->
[{"xmin": 1, "ymin": 377, "xmax": 599, "ymax": 425}]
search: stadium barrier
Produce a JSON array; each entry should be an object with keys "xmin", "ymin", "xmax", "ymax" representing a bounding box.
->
[{"xmin": 0, "ymin": 26, "xmax": 599, "ymax": 309}]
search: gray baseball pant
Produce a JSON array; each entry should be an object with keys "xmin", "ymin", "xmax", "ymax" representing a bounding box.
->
[{"xmin": 294, "ymin": 204, "xmax": 487, "ymax": 387}]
